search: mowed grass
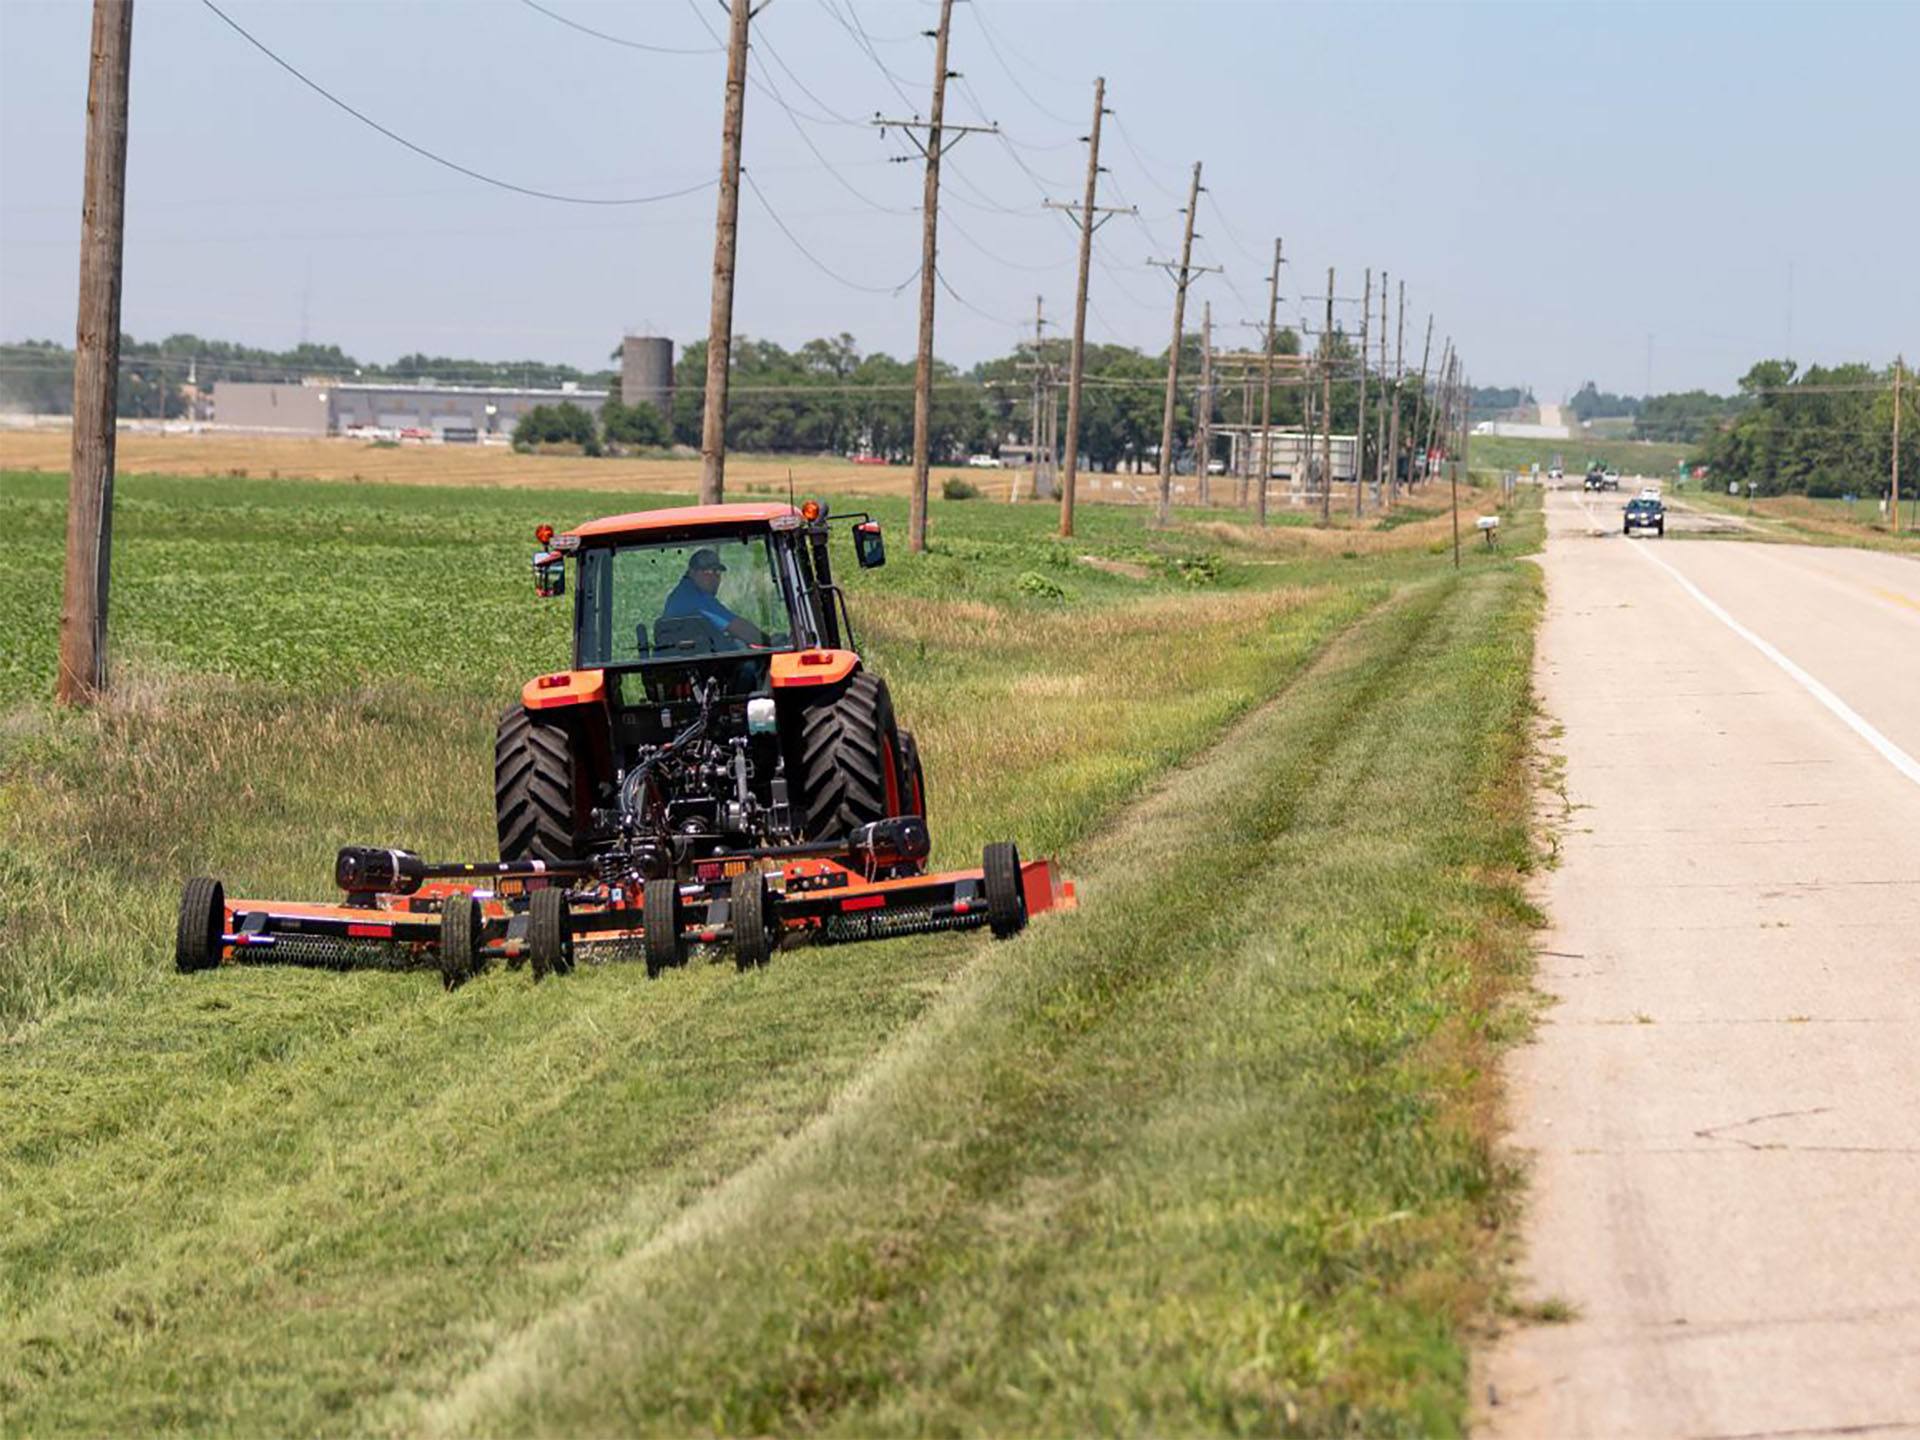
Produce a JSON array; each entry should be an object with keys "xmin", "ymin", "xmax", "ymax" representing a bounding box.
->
[
  {"xmin": 1678, "ymin": 484, "xmax": 1920, "ymax": 554},
  {"xmin": 0, "ymin": 467, "xmax": 1542, "ymax": 1434}
]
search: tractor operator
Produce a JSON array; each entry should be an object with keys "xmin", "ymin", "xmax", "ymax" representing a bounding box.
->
[{"xmin": 660, "ymin": 547, "xmax": 769, "ymax": 647}]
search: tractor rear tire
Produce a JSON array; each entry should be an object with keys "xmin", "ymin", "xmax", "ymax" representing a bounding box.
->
[
  {"xmin": 794, "ymin": 671, "xmax": 903, "ymax": 841},
  {"xmin": 982, "ymin": 841, "xmax": 1027, "ymax": 940},
  {"xmin": 439, "ymin": 894, "xmax": 481, "ymax": 991},
  {"xmin": 495, "ymin": 706, "xmax": 589, "ymax": 864},
  {"xmin": 643, "ymin": 878, "xmax": 685, "ymax": 977},
  {"xmin": 528, "ymin": 887, "xmax": 574, "ymax": 980},
  {"xmin": 730, "ymin": 870, "xmax": 774, "ymax": 971},
  {"xmin": 898, "ymin": 728, "xmax": 927, "ymax": 819},
  {"xmin": 176, "ymin": 877, "xmax": 224, "ymax": 973}
]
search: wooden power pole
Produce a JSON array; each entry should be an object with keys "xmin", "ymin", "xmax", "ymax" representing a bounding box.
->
[
  {"xmin": 1320, "ymin": 266, "xmax": 1334, "ymax": 527},
  {"xmin": 1411, "ymin": 315, "xmax": 1433, "ymax": 484},
  {"xmin": 697, "ymin": 0, "xmax": 751, "ymax": 507},
  {"xmin": 1374, "ymin": 271, "xmax": 1389, "ymax": 505},
  {"xmin": 1388, "ymin": 279, "xmax": 1405, "ymax": 507},
  {"xmin": 1893, "ymin": 355, "xmax": 1904, "ymax": 534},
  {"xmin": 1257, "ymin": 236, "xmax": 1282, "ymax": 527},
  {"xmin": 1018, "ymin": 293, "xmax": 1044, "ymax": 504},
  {"xmin": 1152, "ymin": 161, "xmax": 1211, "ymax": 528},
  {"xmin": 1354, "ymin": 268, "xmax": 1370, "ymax": 518},
  {"xmin": 872, "ymin": 8, "xmax": 996, "ymax": 545},
  {"xmin": 58, "ymin": 0, "xmax": 134, "ymax": 705},
  {"xmin": 1196, "ymin": 301, "xmax": 1213, "ymax": 507},
  {"xmin": 1049, "ymin": 77, "xmax": 1121, "ymax": 539}
]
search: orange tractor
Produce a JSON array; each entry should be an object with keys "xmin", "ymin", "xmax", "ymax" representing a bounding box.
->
[{"xmin": 175, "ymin": 501, "xmax": 1072, "ymax": 985}]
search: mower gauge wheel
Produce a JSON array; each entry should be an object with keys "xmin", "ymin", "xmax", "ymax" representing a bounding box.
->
[
  {"xmin": 439, "ymin": 895, "xmax": 481, "ymax": 991},
  {"xmin": 528, "ymin": 888, "xmax": 574, "ymax": 980},
  {"xmin": 642, "ymin": 879, "xmax": 687, "ymax": 976},
  {"xmin": 729, "ymin": 871, "xmax": 774, "ymax": 971},
  {"xmin": 176, "ymin": 877, "xmax": 224, "ymax": 973},
  {"xmin": 982, "ymin": 841, "xmax": 1027, "ymax": 939}
]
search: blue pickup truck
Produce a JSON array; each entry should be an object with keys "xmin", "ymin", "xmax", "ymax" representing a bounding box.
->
[{"xmin": 1624, "ymin": 495, "xmax": 1665, "ymax": 537}]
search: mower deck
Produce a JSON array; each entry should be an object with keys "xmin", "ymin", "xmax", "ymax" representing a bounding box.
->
[{"xmin": 180, "ymin": 841, "xmax": 1074, "ymax": 988}]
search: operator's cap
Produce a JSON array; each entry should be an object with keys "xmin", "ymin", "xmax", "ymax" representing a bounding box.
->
[{"xmin": 688, "ymin": 547, "xmax": 727, "ymax": 572}]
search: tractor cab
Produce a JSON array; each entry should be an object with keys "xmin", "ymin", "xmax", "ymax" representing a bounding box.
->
[{"xmin": 506, "ymin": 501, "xmax": 909, "ymax": 872}]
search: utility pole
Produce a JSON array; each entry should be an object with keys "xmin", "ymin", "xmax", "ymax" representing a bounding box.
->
[
  {"xmin": 1354, "ymin": 268, "xmax": 1370, "ymax": 518},
  {"xmin": 872, "ymin": 0, "xmax": 996, "ymax": 553},
  {"xmin": 1374, "ymin": 271, "xmax": 1388, "ymax": 505},
  {"xmin": 1151, "ymin": 161, "xmax": 1214, "ymax": 528},
  {"xmin": 1410, "ymin": 316, "xmax": 1433, "ymax": 485},
  {"xmin": 1196, "ymin": 301, "xmax": 1213, "ymax": 507},
  {"xmin": 1893, "ymin": 355, "xmax": 1904, "ymax": 534},
  {"xmin": 1257, "ymin": 236, "xmax": 1282, "ymax": 527},
  {"xmin": 1021, "ymin": 293, "xmax": 1045, "ymax": 504},
  {"xmin": 58, "ymin": 0, "xmax": 134, "ymax": 706},
  {"xmin": 698, "ymin": 0, "xmax": 751, "ymax": 506},
  {"xmin": 1388, "ymin": 279, "xmax": 1405, "ymax": 507},
  {"xmin": 1449, "ymin": 355, "xmax": 1462, "ymax": 570},
  {"xmin": 1427, "ymin": 336, "xmax": 1452, "ymax": 472},
  {"xmin": 1320, "ymin": 266, "xmax": 1335, "ymax": 527},
  {"xmin": 1048, "ymin": 77, "xmax": 1125, "ymax": 539}
]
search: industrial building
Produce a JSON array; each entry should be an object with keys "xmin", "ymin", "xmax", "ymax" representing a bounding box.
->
[
  {"xmin": 212, "ymin": 379, "xmax": 610, "ymax": 439},
  {"xmin": 210, "ymin": 335, "xmax": 672, "ymax": 440}
]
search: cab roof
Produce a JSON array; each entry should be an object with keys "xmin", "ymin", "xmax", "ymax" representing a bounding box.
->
[{"xmin": 566, "ymin": 502, "xmax": 800, "ymax": 544}]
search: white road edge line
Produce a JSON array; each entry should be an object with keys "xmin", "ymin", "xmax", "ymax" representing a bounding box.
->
[{"xmin": 1629, "ymin": 539, "xmax": 1920, "ymax": 789}]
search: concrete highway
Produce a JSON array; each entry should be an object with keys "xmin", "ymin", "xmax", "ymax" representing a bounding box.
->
[{"xmin": 1482, "ymin": 487, "xmax": 1920, "ymax": 1437}]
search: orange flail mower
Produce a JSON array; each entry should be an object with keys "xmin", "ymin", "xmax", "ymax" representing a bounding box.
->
[{"xmin": 175, "ymin": 501, "xmax": 1074, "ymax": 986}]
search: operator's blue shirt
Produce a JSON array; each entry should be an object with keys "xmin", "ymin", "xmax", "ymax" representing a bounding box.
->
[{"xmin": 661, "ymin": 573, "xmax": 738, "ymax": 632}]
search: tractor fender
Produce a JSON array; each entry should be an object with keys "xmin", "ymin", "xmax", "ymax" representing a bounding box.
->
[
  {"xmin": 770, "ymin": 649, "xmax": 859, "ymax": 689},
  {"xmin": 521, "ymin": 669, "xmax": 607, "ymax": 711}
]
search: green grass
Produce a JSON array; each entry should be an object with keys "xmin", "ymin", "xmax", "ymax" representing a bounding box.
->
[
  {"xmin": 1677, "ymin": 484, "xmax": 1920, "ymax": 554},
  {"xmin": 1467, "ymin": 434, "xmax": 1691, "ymax": 480},
  {"xmin": 0, "ymin": 471, "xmax": 1544, "ymax": 1434}
]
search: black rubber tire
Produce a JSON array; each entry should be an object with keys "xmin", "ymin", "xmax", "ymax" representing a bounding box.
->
[
  {"xmin": 528, "ymin": 887, "xmax": 574, "ymax": 980},
  {"xmin": 495, "ymin": 706, "xmax": 589, "ymax": 863},
  {"xmin": 898, "ymin": 728, "xmax": 928, "ymax": 820},
  {"xmin": 176, "ymin": 877, "xmax": 224, "ymax": 973},
  {"xmin": 793, "ymin": 670, "xmax": 902, "ymax": 840},
  {"xmin": 1656, "ymin": 520, "xmax": 1665, "ymax": 536},
  {"xmin": 439, "ymin": 894, "xmax": 481, "ymax": 991},
  {"xmin": 982, "ymin": 841, "xmax": 1027, "ymax": 940},
  {"xmin": 643, "ymin": 878, "xmax": 685, "ymax": 977},
  {"xmin": 730, "ymin": 870, "xmax": 773, "ymax": 971}
]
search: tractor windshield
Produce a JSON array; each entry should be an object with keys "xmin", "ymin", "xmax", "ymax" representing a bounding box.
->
[{"xmin": 576, "ymin": 533, "xmax": 795, "ymax": 667}]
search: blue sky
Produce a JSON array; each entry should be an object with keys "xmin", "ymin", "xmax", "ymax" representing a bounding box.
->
[{"xmin": 2, "ymin": 0, "xmax": 1914, "ymax": 400}]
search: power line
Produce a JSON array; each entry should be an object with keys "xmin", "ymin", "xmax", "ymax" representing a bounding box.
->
[
  {"xmin": 934, "ymin": 267, "xmax": 1026, "ymax": 334},
  {"xmin": 1108, "ymin": 114, "xmax": 1184, "ymax": 204},
  {"xmin": 944, "ymin": 211, "xmax": 1065, "ymax": 273},
  {"xmin": 199, "ymin": 0, "xmax": 715, "ymax": 207},
  {"xmin": 517, "ymin": 0, "xmax": 719, "ymax": 56},
  {"xmin": 740, "ymin": 168, "xmax": 920, "ymax": 295},
  {"xmin": 968, "ymin": 1, "xmax": 1077, "ymax": 126}
]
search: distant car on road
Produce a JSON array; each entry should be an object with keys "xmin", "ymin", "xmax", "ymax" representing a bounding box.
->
[
  {"xmin": 1624, "ymin": 495, "xmax": 1665, "ymax": 537},
  {"xmin": 966, "ymin": 454, "xmax": 1003, "ymax": 469},
  {"xmin": 1604, "ymin": 469, "xmax": 1622, "ymax": 490}
]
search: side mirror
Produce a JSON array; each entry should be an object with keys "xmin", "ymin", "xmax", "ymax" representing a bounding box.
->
[
  {"xmin": 533, "ymin": 551, "xmax": 566, "ymax": 598},
  {"xmin": 853, "ymin": 521, "xmax": 886, "ymax": 570}
]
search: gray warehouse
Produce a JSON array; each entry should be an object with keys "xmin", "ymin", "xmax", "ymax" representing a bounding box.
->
[{"xmin": 211, "ymin": 380, "xmax": 611, "ymax": 439}]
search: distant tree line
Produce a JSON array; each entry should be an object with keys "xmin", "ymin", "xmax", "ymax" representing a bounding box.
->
[
  {"xmin": 1694, "ymin": 359, "xmax": 1914, "ymax": 498},
  {"xmin": 0, "ymin": 334, "xmax": 614, "ymax": 420}
]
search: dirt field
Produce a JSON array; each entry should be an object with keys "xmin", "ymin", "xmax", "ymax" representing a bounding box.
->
[
  {"xmin": 0, "ymin": 426, "xmax": 1468, "ymax": 521},
  {"xmin": 0, "ymin": 427, "xmax": 956, "ymax": 498}
]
